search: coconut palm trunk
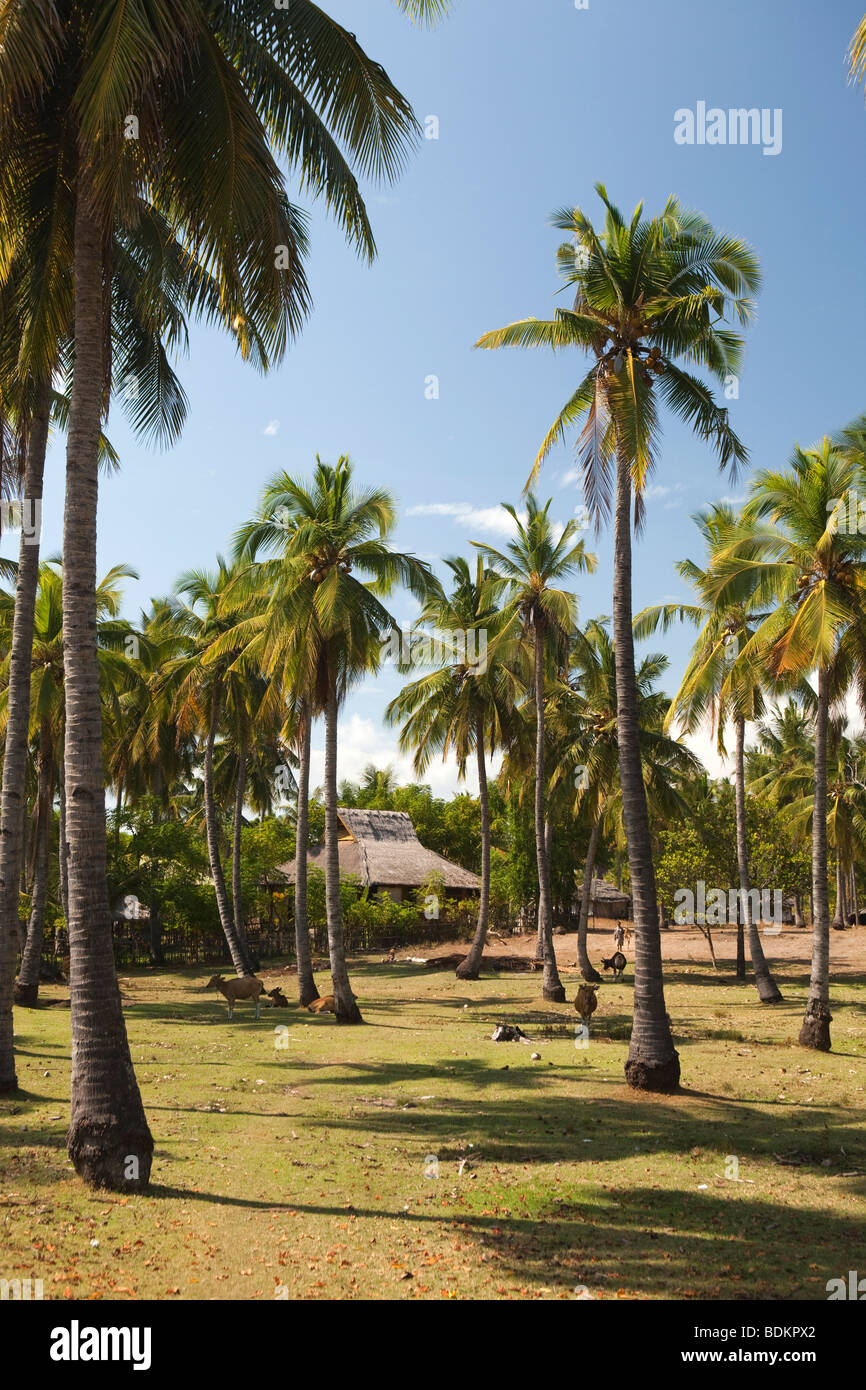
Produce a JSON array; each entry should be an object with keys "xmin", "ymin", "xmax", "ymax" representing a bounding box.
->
[
  {"xmin": 324, "ymin": 655, "xmax": 362, "ymax": 1023},
  {"xmin": 203, "ymin": 682, "xmax": 250, "ymax": 976},
  {"xmin": 14, "ymin": 722, "xmax": 54, "ymax": 1007},
  {"xmin": 800, "ymin": 667, "xmax": 832, "ymax": 1050},
  {"xmin": 613, "ymin": 448, "xmax": 679, "ymax": 1091},
  {"xmin": 58, "ymin": 753, "xmax": 69, "ymax": 933},
  {"xmin": 64, "ymin": 175, "xmax": 152, "ymax": 1188},
  {"xmin": 231, "ymin": 730, "xmax": 256, "ymax": 969},
  {"xmin": 0, "ymin": 384, "xmax": 51, "ymax": 1088},
  {"xmin": 831, "ymin": 855, "xmax": 844, "ymax": 929},
  {"xmin": 577, "ymin": 816, "xmax": 603, "ymax": 982},
  {"xmin": 792, "ymin": 891, "xmax": 806, "ymax": 929},
  {"xmin": 735, "ymin": 917, "xmax": 746, "ymax": 979},
  {"xmin": 293, "ymin": 704, "xmax": 319, "ymax": 1007},
  {"xmin": 534, "ymin": 623, "xmax": 565, "ymax": 1002},
  {"xmin": 456, "ymin": 718, "xmax": 492, "ymax": 980},
  {"xmin": 734, "ymin": 717, "xmax": 782, "ymax": 1003},
  {"xmin": 533, "ymin": 818, "xmax": 553, "ymax": 961}
]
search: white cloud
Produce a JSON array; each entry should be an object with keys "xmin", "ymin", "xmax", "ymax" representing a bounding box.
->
[
  {"xmin": 682, "ymin": 724, "xmax": 730, "ymax": 780},
  {"xmin": 309, "ymin": 713, "xmax": 499, "ymax": 798},
  {"xmin": 263, "ymin": 420, "xmax": 280, "ymax": 437},
  {"xmin": 406, "ymin": 502, "xmax": 521, "ymax": 538},
  {"xmin": 406, "ymin": 502, "xmax": 569, "ymax": 546}
]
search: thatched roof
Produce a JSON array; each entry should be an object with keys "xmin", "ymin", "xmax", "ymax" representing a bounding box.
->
[
  {"xmin": 272, "ymin": 808, "xmax": 480, "ymax": 892},
  {"xmin": 589, "ymin": 878, "xmax": 631, "ymax": 904}
]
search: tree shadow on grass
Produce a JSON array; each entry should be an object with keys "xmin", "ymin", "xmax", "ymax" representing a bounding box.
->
[
  {"xmin": 130, "ymin": 1167, "xmax": 866, "ymax": 1299},
  {"xmin": 6, "ymin": 1069, "xmax": 863, "ymax": 1298},
  {"xmin": 272, "ymin": 1070, "xmax": 866, "ymax": 1173}
]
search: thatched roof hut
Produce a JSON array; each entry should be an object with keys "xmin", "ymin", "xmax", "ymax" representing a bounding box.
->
[
  {"xmin": 588, "ymin": 878, "xmax": 632, "ymax": 920},
  {"xmin": 271, "ymin": 808, "xmax": 480, "ymax": 902}
]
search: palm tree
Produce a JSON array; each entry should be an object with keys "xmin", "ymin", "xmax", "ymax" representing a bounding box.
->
[
  {"xmin": 212, "ymin": 669, "xmax": 287, "ymax": 963},
  {"xmin": 358, "ymin": 765, "xmax": 400, "ymax": 803},
  {"xmin": 0, "ymin": 381, "xmax": 50, "ymax": 1089},
  {"xmin": 708, "ymin": 440, "xmax": 866, "ymax": 1051},
  {"xmin": 211, "ymin": 568, "xmax": 321, "ymax": 1006},
  {"xmin": 5, "ymin": 563, "xmax": 140, "ymax": 1006},
  {"xmin": 0, "ymin": 0, "xmax": 448, "ymax": 1178},
  {"xmin": 386, "ymin": 556, "xmax": 516, "ymax": 979},
  {"xmin": 291, "ymin": 697, "xmax": 318, "ymax": 1007},
  {"xmin": 0, "ymin": 192, "xmax": 182, "ymax": 1089},
  {"xmin": 745, "ymin": 699, "xmax": 815, "ymax": 927},
  {"xmin": 753, "ymin": 716, "xmax": 866, "ymax": 932},
  {"xmin": 476, "ymin": 187, "xmax": 759, "ymax": 1089},
  {"xmin": 551, "ymin": 620, "xmax": 700, "ymax": 982},
  {"xmin": 473, "ymin": 495, "xmax": 596, "ymax": 1002},
  {"xmin": 164, "ymin": 560, "xmax": 258, "ymax": 977},
  {"xmin": 635, "ymin": 503, "xmax": 784, "ymax": 1002},
  {"xmin": 231, "ymin": 457, "xmax": 436, "ymax": 1021}
]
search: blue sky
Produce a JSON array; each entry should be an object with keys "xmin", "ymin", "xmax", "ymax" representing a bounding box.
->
[{"xmin": 9, "ymin": 0, "xmax": 866, "ymax": 792}]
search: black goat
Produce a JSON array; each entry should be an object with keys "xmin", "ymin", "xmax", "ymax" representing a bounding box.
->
[{"xmin": 601, "ymin": 951, "xmax": 627, "ymax": 980}]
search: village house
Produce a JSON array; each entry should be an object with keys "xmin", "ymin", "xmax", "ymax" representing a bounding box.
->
[{"xmin": 271, "ymin": 807, "xmax": 481, "ymax": 905}]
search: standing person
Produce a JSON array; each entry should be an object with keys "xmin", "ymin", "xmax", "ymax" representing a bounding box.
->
[{"xmin": 613, "ymin": 920, "xmax": 625, "ymax": 952}]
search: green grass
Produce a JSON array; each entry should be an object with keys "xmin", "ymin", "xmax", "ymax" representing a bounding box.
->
[{"xmin": 2, "ymin": 952, "xmax": 864, "ymax": 1301}]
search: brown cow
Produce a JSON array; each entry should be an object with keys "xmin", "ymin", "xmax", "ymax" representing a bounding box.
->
[
  {"xmin": 574, "ymin": 983, "xmax": 599, "ymax": 1029},
  {"xmin": 307, "ymin": 992, "xmax": 358, "ymax": 1015}
]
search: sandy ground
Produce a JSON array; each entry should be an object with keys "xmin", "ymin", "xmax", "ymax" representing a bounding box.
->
[{"xmin": 414, "ymin": 917, "xmax": 866, "ymax": 976}]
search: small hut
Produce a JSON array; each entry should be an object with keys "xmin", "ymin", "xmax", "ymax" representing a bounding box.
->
[
  {"xmin": 587, "ymin": 878, "xmax": 632, "ymax": 921},
  {"xmin": 270, "ymin": 807, "xmax": 480, "ymax": 904}
]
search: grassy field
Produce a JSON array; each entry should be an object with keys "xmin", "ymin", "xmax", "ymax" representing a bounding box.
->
[{"xmin": 2, "ymin": 929, "xmax": 864, "ymax": 1301}]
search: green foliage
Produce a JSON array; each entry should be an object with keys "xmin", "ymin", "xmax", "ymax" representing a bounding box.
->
[
  {"xmin": 235, "ymin": 818, "xmax": 296, "ymax": 916},
  {"xmin": 345, "ymin": 889, "xmax": 417, "ymax": 933},
  {"xmin": 108, "ymin": 799, "xmax": 220, "ymax": 934},
  {"xmin": 748, "ymin": 798, "xmax": 811, "ymax": 900},
  {"xmin": 656, "ymin": 778, "xmax": 812, "ymax": 913}
]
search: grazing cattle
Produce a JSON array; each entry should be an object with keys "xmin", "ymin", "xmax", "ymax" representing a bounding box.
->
[
  {"xmin": 307, "ymin": 995, "xmax": 336, "ymax": 1014},
  {"xmin": 266, "ymin": 987, "xmax": 289, "ymax": 1008},
  {"xmin": 205, "ymin": 973, "xmax": 265, "ymax": 1020},
  {"xmin": 491, "ymin": 1023, "xmax": 530, "ymax": 1043},
  {"xmin": 306, "ymin": 992, "xmax": 357, "ymax": 1014},
  {"xmin": 601, "ymin": 952, "xmax": 627, "ymax": 981},
  {"xmin": 574, "ymin": 984, "xmax": 599, "ymax": 1028}
]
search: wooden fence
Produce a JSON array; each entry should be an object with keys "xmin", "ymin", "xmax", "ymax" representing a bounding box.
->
[{"xmin": 37, "ymin": 913, "xmax": 487, "ymax": 973}]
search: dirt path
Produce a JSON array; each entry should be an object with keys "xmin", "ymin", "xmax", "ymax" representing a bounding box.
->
[{"xmin": 411, "ymin": 918, "xmax": 866, "ymax": 976}]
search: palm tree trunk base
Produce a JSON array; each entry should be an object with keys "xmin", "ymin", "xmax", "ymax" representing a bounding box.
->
[
  {"xmin": 579, "ymin": 963, "xmax": 602, "ymax": 984},
  {"xmin": 13, "ymin": 981, "xmax": 39, "ymax": 1007},
  {"xmin": 297, "ymin": 980, "xmax": 320, "ymax": 1009},
  {"xmin": 798, "ymin": 1002, "xmax": 832, "ymax": 1051},
  {"xmin": 542, "ymin": 983, "xmax": 566, "ymax": 1004},
  {"xmin": 756, "ymin": 981, "xmax": 784, "ymax": 1004},
  {"xmin": 455, "ymin": 953, "xmax": 482, "ymax": 980},
  {"xmin": 624, "ymin": 1051, "xmax": 681, "ymax": 1093},
  {"xmin": 736, "ymin": 925, "xmax": 746, "ymax": 979},
  {"xmin": 335, "ymin": 1004, "xmax": 364, "ymax": 1025},
  {"xmin": 68, "ymin": 1122, "xmax": 154, "ymax": 1191}
]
